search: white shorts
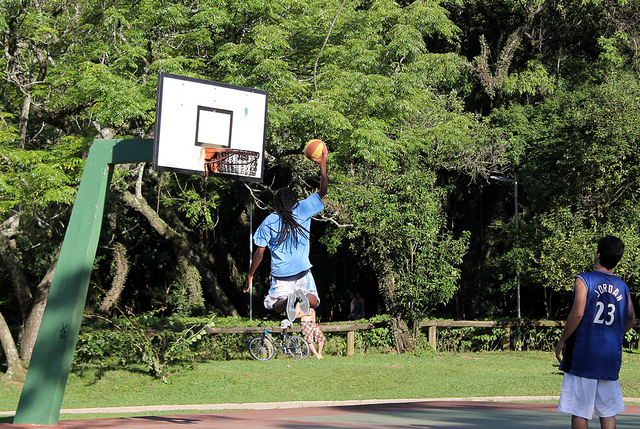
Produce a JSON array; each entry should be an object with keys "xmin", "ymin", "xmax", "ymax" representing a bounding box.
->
[
  {"xmin": 558, "ymin": 373, "xmax": 625, "ymax": 419},
  {"xmin": 263, "ymin": 270, "xmax": 320, "ymax": 310}
]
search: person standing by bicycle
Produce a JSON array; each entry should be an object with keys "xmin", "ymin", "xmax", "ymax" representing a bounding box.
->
[
  {"xmin": 297, "ymin": 304, "xmax": 325, "ymax": 359},
  {"xmin": 244, "ymin": 143, "xmax": 328, "ymax": 321}
]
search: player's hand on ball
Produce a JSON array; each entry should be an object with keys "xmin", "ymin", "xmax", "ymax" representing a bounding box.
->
[
  {"xmin": 304, "ymin": 139, "xmax": 327, "ymax": 164},
  {"xmin": 311, "ymin": 141, "xmax": 328, "ymax": 166}
]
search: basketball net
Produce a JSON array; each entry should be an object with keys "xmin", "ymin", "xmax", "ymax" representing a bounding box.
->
[{"xmin": 204, "ymin": 148, "xmax": 259, "ymax": 177}]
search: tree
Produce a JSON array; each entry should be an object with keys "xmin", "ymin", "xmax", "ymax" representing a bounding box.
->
[
  {"xmin": 330, "ymin": 162, "xmax": 469, "ymax": 350},
  {"xmin": 445, "ymin": 0, "xmax": 640, "ymax": 319},
  {"xmin": 2, "ymin": 0, "xmax": 638, "ymax": 372},
  {"xmin": 0, "ymin": 0, "xmax": 508, "ymax": 360}
]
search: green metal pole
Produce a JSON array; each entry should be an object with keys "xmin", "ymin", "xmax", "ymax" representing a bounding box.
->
[{"xmin": 13, "ymin": 139, "xmax": 153, "ymax": 425}]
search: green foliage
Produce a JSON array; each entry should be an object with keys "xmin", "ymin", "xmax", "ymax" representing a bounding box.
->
[
  {"xmin": 167, "ymin": 267, "xmax": 206, "ymax": 318},
  {"xmin": 176, "ymin": 189, "xmax": 217, "ymax": 229},
  {"xmin": 1, "ymin": 0, "xmax": 640, "ymax": 357},
  {"xmin": 437, "ymin": 327, "xmax": 476, "ymax": 352},
  {"xmin": 0, "ymin": 113, "xmax": 18, "ymax": 145},
  {"xmin": 502, "ymin": 60, "xmax": 557, "ymax": 97},
  {"xmin": 354, "ymin": 314, "xmax": 394, "ymax": 352},
  {"xmin": 75, "ymin": 312, "xmax": 217, "ymax": 383},
  {"xmin": 0, "ymin": 137, "xmax": 87, "ymax": 213},
  {"xmin": 534, "ymin": 208, "xmax": 596, "ymax": 291},
  {"xmin": 516, "ymin": 72, "xmax": 640, "ymax": 215},
  {"xmin": 512, "ymin": 325, "xmax": 564, "ymax": 352},
  {"xmin": 329, "ymin": 162, "xmax": 469, "ymax": 323},
  {"xmin": 435, "ymin": 324, "xmax": 562, "ymax": 352},
  {"xmin": 624, "ymin": 328, "xmax": 639, "ymax": 350}
]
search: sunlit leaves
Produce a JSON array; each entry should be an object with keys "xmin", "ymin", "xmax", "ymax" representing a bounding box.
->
[
  {"xmin": 0, "ymin": 136, "xmax": 88, "ymax": 214},
  {"xmin": 0, "ymin": 113, "xmax": 19, "ymax": 145},
  {"xmin": 504, "ymin": 69, "xmax": 640, "ymax": 296},
  {"xmin": 329, "ymin": 158, "xmax": 469, "ymax": 320},
  {"xmin": 518, "ymin": 72, "xmax": 640, "ymax": 215},
  {"xmin": 502, "ymin": 60, "xmax": 557, "ymax": 97},
  {"xmin": 177, "ymin": 189, "xmax": 218, "ymax": 229},
  {"xmin": 387, "ymin": 24, "xmax": 426, "ymax": 62},
  {"xmin": 535, "ymin": 208, "xmax": 596, "ymax": 290}
]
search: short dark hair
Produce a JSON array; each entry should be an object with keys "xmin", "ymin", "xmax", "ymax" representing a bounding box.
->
[{"xmin": 597, "ymin": 235, "xmax": 625, "ymax": 269}]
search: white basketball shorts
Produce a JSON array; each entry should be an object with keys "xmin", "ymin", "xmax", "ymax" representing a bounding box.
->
[
  {"xmin": 558, "ymin": 372, "xmax": 625, "ymax": 419},
  {"xmin": 263, "ymin": 270, "xmax": 320, "ymax": 310}
]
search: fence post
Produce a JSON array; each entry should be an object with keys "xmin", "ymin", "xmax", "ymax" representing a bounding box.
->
[
  {"xmin": 347, "ymin": 331, "xmax": 355, "ymax": 356},
  {"xmin": 502, "ymin": 326, "xmax": 511, "ymax": 350},
  {"xmin": 428, "ymin": 325, "xmax": 437, "ymax": 350}
]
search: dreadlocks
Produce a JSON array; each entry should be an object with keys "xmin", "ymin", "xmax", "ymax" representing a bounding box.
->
[{"xmin": 273, "ymin": 187, "xmax": 309, "ymax": 246}]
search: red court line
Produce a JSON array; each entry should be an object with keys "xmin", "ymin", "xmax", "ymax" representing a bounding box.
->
[{"xmin": 5, "ymin": 401, "xmax": 640, "ymax": 429}]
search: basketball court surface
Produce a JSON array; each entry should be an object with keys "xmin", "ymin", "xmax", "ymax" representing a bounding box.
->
[{"xmin": 5, "ymin": 399, "xmax": 640, "ymax": 428}]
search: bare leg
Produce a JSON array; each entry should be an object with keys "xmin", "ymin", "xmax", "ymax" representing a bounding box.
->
[
  {"xmin": 572, "ymin": 415, "xmax": 589, "ymax": 429},
  {"xmin": 317, "ymin": 340, "xmax": 324, "ymax": 358},
  {"xmin": 308, "ymin": 343, "xmax": 321, "ymax": 358},
  {"xmin": 599, "ymin": 416, "xmax": 616, "ymax": 429},
  {"xmin": 274, "ymin": 294, "xmax": 317, "ymax": 318},
  {"xmin": 307, "ymin": 294, "xmax": 318, "ymax": 308},
  {"xmin": 272, "ymin": 298, "xmax": 286, "ymax": 314}
]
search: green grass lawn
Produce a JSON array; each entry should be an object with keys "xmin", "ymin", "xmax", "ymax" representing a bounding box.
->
[{"xmin": 2, "ymin": 350, "xmax": 640, "ymax": 421}]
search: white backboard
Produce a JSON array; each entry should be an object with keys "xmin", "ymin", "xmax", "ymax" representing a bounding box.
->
[{"xmin": 153, "ymin": 73, "xmax": 267, "ymax": 181}]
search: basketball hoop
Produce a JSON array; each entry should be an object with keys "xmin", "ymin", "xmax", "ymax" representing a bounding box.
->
[
  {"xmin": 204, "ymin": 148, "xmax": 259, "ymax": 177},
  {"xmin": 153, "ymin": 73, "xmax": 267, "ymax": 181}
]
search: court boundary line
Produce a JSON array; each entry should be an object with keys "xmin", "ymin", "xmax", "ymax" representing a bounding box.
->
[{"xmin": 4, "ymin": 396, "xmax": 640, "ymax": 417}]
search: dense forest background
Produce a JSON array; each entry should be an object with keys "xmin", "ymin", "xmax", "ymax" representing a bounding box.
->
[{"xmin": 1, "ymin": 0, "xmax": 640, "ymax": 372}]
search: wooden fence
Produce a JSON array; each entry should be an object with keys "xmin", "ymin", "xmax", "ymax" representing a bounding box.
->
[
  {"xmin": 204, "ymin": 320, "xmax": 567, "ymax": 355},
  {"xmin": 204, "ymin": 322, "xmax": 378, "ymax": 356},
  {"xmin": 418, "ymin": 320, "xmax": 566, "ymax": 351}
]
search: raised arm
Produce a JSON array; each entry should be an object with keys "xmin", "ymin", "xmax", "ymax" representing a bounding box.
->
[{"xmin": 313, "ymin": 144, "xmax": 328, "ymax": 198}]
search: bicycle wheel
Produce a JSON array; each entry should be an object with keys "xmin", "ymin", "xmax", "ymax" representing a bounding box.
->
[
  {"xmin": 249, "ymin": 336, "xmax": 275, "ymax": 360},
  {"xmin": 286, "ymin": 335, "xmax": 310, "ymax": 359}
]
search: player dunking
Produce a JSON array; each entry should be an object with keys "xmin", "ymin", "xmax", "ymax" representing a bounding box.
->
[
  {"xmin": 244, "ymin": 143, "xmax": 328, "ymax": 321},
  {"xmin": 555, "ymin": 235, "xmax": 636, "ymax": 429}
]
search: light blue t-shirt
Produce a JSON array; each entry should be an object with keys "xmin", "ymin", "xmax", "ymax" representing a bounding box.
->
[{"xmin": 253, "ymin": 193, "xmax": 324, "ymax": 277}]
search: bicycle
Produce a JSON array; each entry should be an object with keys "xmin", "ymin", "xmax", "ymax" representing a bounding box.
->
[{"xmin": 249, "ymin": 319, "xmax": 310, "ymax": 360}]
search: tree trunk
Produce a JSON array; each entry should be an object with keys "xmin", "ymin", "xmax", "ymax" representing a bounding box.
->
[
  {"xmin": 391, "ymin": 316, "xmax": 414, "ymax": 354},
  {"xmin": 98, "ymin": 242, "xmax": 129, "ymax": 314},
  {"xmin": 0, "ymin": 233, "xmax": 32, "ymax": 320},
  {"xmin": 0, "ymin": 311, "xmax": 26, "ymax": 383},
  {"xmin": 19, "ymin": 250, "xmax": 59, "ymax": 362},
  {"xmin": 121, "ymin": 188, "xmax": 239, "ymax": 317},
  {"xmin": 468, "ymin": 0, "xmax": 548, "ymax": 98},
  {"xmin": 0, "ymin": 215, "xmax": 58, "ymax": 363},
  {"xmin": 18, "ymin": 95, "xmax": 30, "ymax": 149},
  {"xmin": 176, "ymin": 254, "xmax": 205, "ymax": 311},
  {"xmin": 378, "ymin": 264, "xmax": 414, "ymax": 353}
]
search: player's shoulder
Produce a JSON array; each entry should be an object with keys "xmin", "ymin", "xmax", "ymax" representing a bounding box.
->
[
  {"xmin": 296, "ymin": 192, "xmax": 323, "ymax": 209},
  {"xmin": 577, "ymin": 270, "xmax": 628, "ymax": 290},
  {"xmin": 264, "ymin": 211, "xmax": 281, "ymax": 221},
  {"xmin": 576, "ymin": 270, "xmax": 607, "ymax": 280},
  {"xmin": 257, "ymin": 212, "xmax": 281, "ymax": 229},
  {"xmin": 301, "ymin": 192, "xmax": 322, "ymax": 202}
]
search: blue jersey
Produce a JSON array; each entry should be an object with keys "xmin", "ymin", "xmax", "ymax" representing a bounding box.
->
[
  {"xmin": 253, "ymin": 193, "xmax": 324, "ymax": 277},
  {"xmin": 559, "ymin": 270, "xmax": 630, "ymax": 380}
]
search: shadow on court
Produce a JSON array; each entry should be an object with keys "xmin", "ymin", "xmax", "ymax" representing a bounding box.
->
[{"xmin": 4, "ymin": 401, "xmax": 640, "ymax": 428}]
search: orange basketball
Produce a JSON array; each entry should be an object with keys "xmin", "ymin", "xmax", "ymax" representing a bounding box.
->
[{"xmin": 304, "ymin": 139, "xmax": 325, "ymax": 161}]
